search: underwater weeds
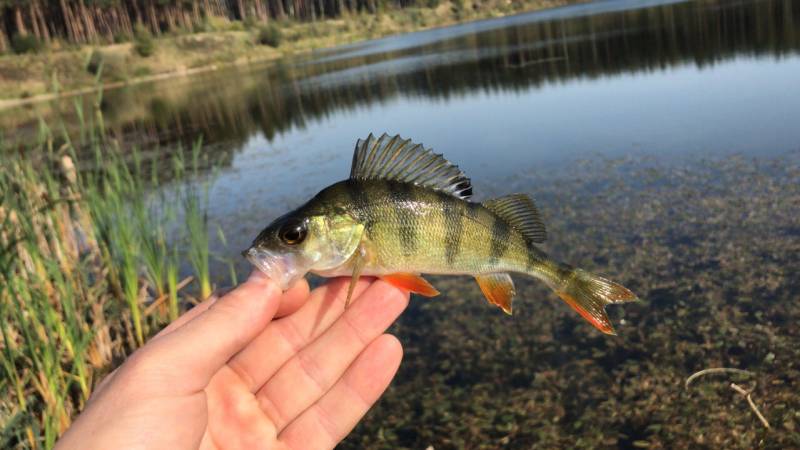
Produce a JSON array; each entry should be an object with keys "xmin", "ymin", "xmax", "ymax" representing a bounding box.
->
[{"xmin": 0, "ymin": 98, "xmax": 219, "ymax": 448}]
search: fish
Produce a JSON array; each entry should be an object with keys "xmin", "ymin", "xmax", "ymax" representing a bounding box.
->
[{"xmin": 245, "ymin": 133, "xmax": 638, "ymax": 334}]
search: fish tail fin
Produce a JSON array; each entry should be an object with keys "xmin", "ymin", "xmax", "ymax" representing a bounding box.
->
[{"xmin": 541, "ymin": 262, "xmax": 638, "ymax": 335}]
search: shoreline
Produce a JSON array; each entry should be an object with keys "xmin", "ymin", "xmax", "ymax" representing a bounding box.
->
[
  {"xmin": 0, "ymin": 0, "xmax": 578, "ymax": 111},
  {"xmin": 0, "ymin": 59, "xmax": 232, "ymax": 110}
]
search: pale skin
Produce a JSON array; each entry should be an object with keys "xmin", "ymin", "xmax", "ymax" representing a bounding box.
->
[{"xmin": 55, "ymin": 271, "xmax": 410, "ymax": 450}]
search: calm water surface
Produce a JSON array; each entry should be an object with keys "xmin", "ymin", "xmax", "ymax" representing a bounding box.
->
[
  {"xmin": 5, "ymin": 0, "xmax": 800, "ymax": 447},
  {"xmin": 3, "ymin": 1, "xmax": 798, "ymax": 253}
]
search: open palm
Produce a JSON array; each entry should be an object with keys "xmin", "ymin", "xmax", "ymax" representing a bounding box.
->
[{"xmin": 56, "ymin": 273, "xmax": 409, "ymax": 450}]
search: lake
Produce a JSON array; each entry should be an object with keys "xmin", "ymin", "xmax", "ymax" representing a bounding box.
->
[{"xmin": 4, "ymin": 0, "xmax": 800, "ymax": 447}]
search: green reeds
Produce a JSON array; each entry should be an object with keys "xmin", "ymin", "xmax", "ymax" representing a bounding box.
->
[
  {"xmin": 0, "ymin": 107, "xmax": 218, "ymax": 448},
  {"xmin": 182, "ymin": 142, "xmax": 213, "ymax": 300}
]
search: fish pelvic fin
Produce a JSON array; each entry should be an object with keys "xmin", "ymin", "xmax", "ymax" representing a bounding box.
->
[
  {"xmin": 380, "ymin": 273, "xmax": 440, "ymax": 297},
  {"xmin": 483, "ymin": 194, "xmax": 546, "ymax": 244},
  {"xmin": 475, "ymin": 273, "xmax": 515, "ymax": 315},
  {"xmin": 551, "ymin": 267, "xmax": 638, "ymax": 335}
]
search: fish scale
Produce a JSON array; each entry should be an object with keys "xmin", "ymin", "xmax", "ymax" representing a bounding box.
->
[{"xmin": 246, "ymin": 133, "xmax": 639, "ymax": 334}]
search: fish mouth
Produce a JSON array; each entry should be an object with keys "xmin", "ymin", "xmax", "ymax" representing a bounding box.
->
[{"xmin": 244, "ymin": 247, "xmax": 302, "ymax": 290}]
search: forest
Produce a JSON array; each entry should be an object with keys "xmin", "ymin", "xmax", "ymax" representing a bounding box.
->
[{"xmin": 0, "ymin": 0, "xmax": 425, "ymax": 52}]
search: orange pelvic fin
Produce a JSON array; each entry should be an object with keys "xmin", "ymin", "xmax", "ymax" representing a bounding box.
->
[
  {"xmin": 380, "ymin": 273, "xmax": 440, "ymax": 297},
  {"xmin": 475, "ymin": 273, "xmax": 515, "ymax": 315}
]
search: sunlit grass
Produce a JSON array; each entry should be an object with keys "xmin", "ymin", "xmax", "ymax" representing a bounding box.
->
[{"xmin": 0, "ymin": 107, "xmax": 219, "ymax": 448}]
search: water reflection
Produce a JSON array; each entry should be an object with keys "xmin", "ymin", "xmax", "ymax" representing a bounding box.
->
[{"xmin": 3, "ymin": 0, "xmax": 799, "ymax": 160}]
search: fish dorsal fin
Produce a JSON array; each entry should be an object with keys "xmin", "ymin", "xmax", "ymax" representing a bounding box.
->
[
  {"xmin": 350, "ymin": 133, "xmax": 473, "ymax": 200},
  {"xmin": 483, "ymin": 193, "xmax": 547, "ymax": 243}
]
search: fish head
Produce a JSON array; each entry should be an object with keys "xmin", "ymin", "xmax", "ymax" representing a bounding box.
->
[{"xmin": 245, "ymin": 208, "xmax": 364, "ymax": 290}]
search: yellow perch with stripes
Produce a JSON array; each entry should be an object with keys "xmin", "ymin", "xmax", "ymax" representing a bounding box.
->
[{"xmin": 245, "ymin": 133, "xmax": 638, "ymax": 334}]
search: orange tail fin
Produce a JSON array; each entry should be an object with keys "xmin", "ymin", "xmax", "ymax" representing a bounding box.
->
[{"xmin": 552, "ymin": 268, "xmax": 638, "ymax": 335}]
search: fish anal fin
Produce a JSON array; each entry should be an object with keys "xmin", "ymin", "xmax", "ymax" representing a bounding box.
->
[
  {"xmin": 475, "ymin": 273, "xmax": 515, "ymax": 315},
  {"xmin": 483, "ymin": 194, "xmax": 547, "ymax": 244},
  {"xmin": 350, "ymin": 133, "xmax": 473, "ymax": 200},
  {"xmin": 380, "ymin": 273, "xmax": 440, "ymax": 297}
]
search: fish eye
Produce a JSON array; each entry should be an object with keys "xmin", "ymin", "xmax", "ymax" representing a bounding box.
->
[{"xmin": 279, "ymin": 220, "xmax": 307, "ymax": 245}]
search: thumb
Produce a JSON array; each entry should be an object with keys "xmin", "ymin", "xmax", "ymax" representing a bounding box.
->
[{"xmin": 146, "ymin": 271, "xmax": 281, "ymax": 390}]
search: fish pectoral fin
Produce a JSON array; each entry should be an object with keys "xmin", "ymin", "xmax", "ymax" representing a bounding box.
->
[
  {"xmin": 380, "ymin": 273, "xmax": 440, "ymax": 297},
  {"xmin": 475, "ymin": 273, "xmax": 515, "ymax": 315},
  {"xmin": 345, "ymin": 244, "xmax": 368, "ymax": 309}
]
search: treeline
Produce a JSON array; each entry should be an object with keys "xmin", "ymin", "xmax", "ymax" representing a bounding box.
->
[
  {"xmin": 23, "ymin": 0, "xmax": 785, "ymax": 155},
  {"xmin": 0, "ymin": 0, "xmax": 424, "ymax": 53}
]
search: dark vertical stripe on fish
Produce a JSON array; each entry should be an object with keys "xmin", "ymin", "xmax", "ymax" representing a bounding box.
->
[
  {"xmin": 391, "ymin": 182, "xmax": 418, "ymax": 257},
  {"xmin": 526, "ymin": 245, "xmax": 538, "ymax": 272},
  {"xmin": 442, "ymin": 197, "xmax": 463, "ymax": 266},
  {"xmin": 343, "ymin": 180, "xmax": 372, "ymax": 225},
  {"xmin": 489, "ymin": 215, "xmax": 510, "ymax": 264}
]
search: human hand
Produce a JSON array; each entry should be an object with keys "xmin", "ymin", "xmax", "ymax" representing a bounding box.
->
[{"xmin": 56, "ymin": 272, "xmax": 410, "ymax": 450}]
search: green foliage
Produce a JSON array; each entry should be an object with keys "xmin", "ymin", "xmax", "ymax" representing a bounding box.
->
[
  {"xmin": 257, "ymin": 23, "xmax": 283, "ymax": 48},
  {"xmin": 113, "ymin": 32, "xmax": 132, "ymax": 44},
  {"xmin": 133, "ymin": 25, "xmax": 155, "ymax": 57},
  {"xmin": 243, "ymin": 16, "xmax": 259, "ymax": 29},
  {"xmin": 11, "ymin": 33, "xmax": 43, "ymax": 55}
]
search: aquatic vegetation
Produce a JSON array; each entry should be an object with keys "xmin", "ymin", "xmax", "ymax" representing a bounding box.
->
[{"xmin": 0, "ymin": 118, "xmax": 216, "ymax": 448}]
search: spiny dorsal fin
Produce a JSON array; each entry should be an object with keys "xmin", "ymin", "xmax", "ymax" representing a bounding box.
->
[
  {"xmin": 483, "ymin": 193, "xmax": 547, "ymax": 243},
  {"xmin": 350, "ymin": 133, "xmax": 473, "ymax": 200}
]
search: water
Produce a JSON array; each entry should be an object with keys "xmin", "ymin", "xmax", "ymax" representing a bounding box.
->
[
  {"xmin": 4, "ymin": 0, "xmax": 799, "ymax": 256},
  {"xmin": 6, "ymin": 0, "xmax": 800, "ymax": 447}
]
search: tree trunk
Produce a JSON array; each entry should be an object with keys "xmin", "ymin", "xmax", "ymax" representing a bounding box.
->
[
  {"xmin": 275, "ymin": 0, "xmax": 286, "ymax": 20},
  {"xmin": 237, "ymin": 0, "xmax": 247, "ymax": 20},
  {"xmin": 59, "ymin": 0, "xmax": 77, "ymax": 42},
  {"xmin": 192, "ymin": 0, "xmax": 201, "ymax": 23},
  {"xmin": 0, "ymin": 19, "xmax": 9, "ymax": 53},
  {"xmin": 29, "ymin": 3, "xmax": 42, "ymax": 40},
  {"xmin": 147, "ymin": 0, "xmax": 160, "ymax": 34},
  {"xmin": 119, "ymin": 6, "xmax": 133, "ymax": 36},
  {"xmin": 78, "ymin": 0, "xmax": 98, "ymax": 42},
  {"xmin": 34, "ymin": 2, "xmax": 51, "ymax": 43},
  {"xmin": 14, "ymin": 6, "xmax": 27, "ymax": 36},
  {"xmin": 131, "ymin": 0, "xmax": 143, "ymax": 25}
]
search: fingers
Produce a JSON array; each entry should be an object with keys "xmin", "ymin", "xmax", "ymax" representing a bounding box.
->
[
  {"xmin": 254, "ymin": 281, "xmax": 408, "ymax": 431},
  {"xmin": 275, "ymin": 279, "xmax": 311, "ymax": 318},
  {"xmin": 155, "ymin": 296, "xmax": 217, "ymax": 338},
  {"xmin": 144, "ymin": 271, "xmax": 282, "ymax": 391},
  {"xmin": 155, "ymin": 277, "xmax": 310, "ymax": 339},
  {"xmin": 226, "ymin": 277, "xmax": 374, "ymax": 393},
  {"xmin": 278, "ymin": 334, "xmax": 403, "ymax": 450}
]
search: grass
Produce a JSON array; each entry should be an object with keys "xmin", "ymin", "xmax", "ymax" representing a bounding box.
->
[{"xmin": 0, "ymin": 102, "xmax": 217, "ymax": 448}]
